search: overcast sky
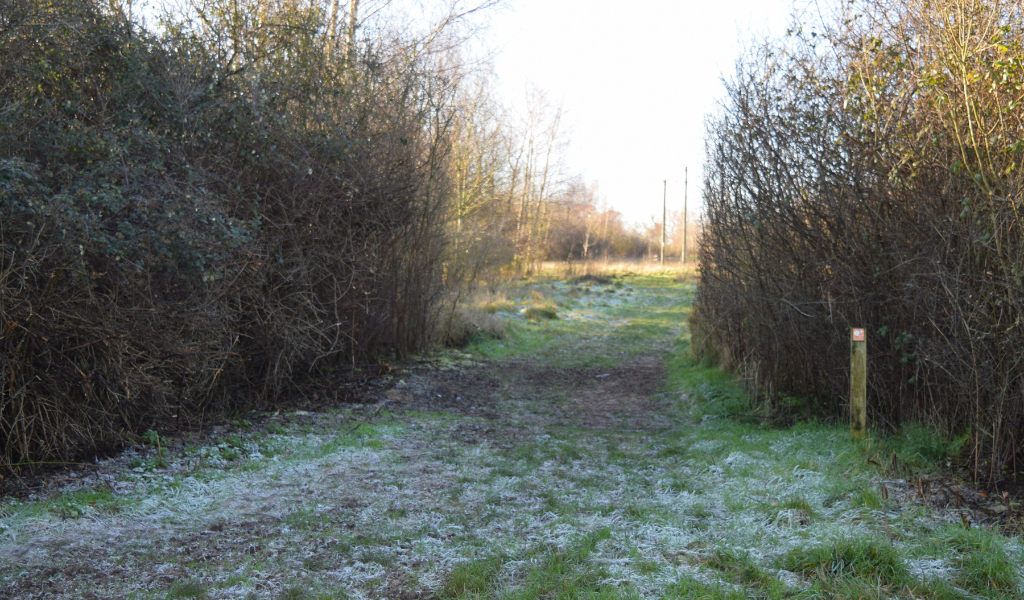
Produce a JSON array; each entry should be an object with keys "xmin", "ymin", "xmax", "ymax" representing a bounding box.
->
[{"xmin": 484, "ymin": 0, "xmax": 794, "ymax": 224}]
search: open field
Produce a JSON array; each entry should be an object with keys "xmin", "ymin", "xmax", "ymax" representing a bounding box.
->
[{"xmin": 1, "ymin": 269, "xmax": 1022, "ymax": 599}]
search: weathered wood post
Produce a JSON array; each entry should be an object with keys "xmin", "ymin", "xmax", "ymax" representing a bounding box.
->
[{"xmin": 850, "ymin": 327, "xmax": 867, "ymax": 441}]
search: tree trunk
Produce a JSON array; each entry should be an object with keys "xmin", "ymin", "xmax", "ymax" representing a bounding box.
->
[{"xmin": 347, "ymin": 0, "xmax": 360, "ymax": 66}]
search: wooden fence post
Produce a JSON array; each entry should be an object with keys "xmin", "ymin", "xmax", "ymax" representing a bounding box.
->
[{"xmin": 850, "ymin": 328, "xmax": 867, "ymax": 441}]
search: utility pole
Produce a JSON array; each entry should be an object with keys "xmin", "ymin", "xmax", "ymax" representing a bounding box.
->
[
  {"xmin": 682, "ymin": 167, "xmax": 688, "ymax": 264},
  {"xmin": 661, "ymin": 180, "xmax": 667, "ymax": 265}
]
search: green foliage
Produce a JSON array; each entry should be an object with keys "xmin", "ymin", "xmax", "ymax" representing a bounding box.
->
[
  {"xmin": 46, "ymin": 487, "xmax": 131, "ymax": 519},
  {"xmin": 763, "ymin": 495, "xmax": 816, "ymax": 525},
  {"xmin": 666, "ymin": 352, "xmax": 750, "ymax": 419},
  {"xmin": 794, "ymin": 575, "xmax": 894, "ymax": 600},
  {"xmin": 0, "ymin": 0, "xmax": 252, "ymax": 275},
  {"xmin": 219, "ymin": 447, "xmax": 241, "ymax": 461},
  {"xmin": 778, "ymin": 495, "xmax": 814, "ymax": 515}
]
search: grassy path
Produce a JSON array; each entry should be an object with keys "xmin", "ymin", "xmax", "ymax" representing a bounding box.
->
[{"xmin": 1, "ymin": 272, "xmax": 1022, "ymax": 599}]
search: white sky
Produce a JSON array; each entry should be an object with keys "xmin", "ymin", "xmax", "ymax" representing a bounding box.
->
[
  {"xmin": 139, "ymin": 0, "xmax": 795, "ymax": 225},
  {"xmin": 484, "ymin": 0, "xmax": 794, "ymax": 225}
]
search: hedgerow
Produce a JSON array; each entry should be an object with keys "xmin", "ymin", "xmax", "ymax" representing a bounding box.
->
[
  {"xmin": 0, "ymin": 0, "xmax": 457, "ymax": 470},
  {"xmin": 694, "ymin": 0, "xmax": 1024, "ymax": 479}
]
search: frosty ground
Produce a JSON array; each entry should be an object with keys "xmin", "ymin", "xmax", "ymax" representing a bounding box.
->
[{"xmin": 1, "ymin": 271, "xmax": 1022, "ymax": 599}]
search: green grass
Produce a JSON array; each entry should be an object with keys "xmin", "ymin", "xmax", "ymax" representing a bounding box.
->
[
  {"xmin": 468, "ymin": 273, "xmax": 688, "ymax": 366},
  {"xmin": 664, "ymin": 575, "xmax": 746, "ymax": 600},
  {"xmin": 43, "ymin": 487, "xmax": 137, "ymax": 520},
  {"xmin": 467, "ymin": 322, "xmax": 561, "ymax": 359},
  {"xmin": 5, "ymin": 271, "xmax": 1023, "ymax": 600},
  {"xmin": 706, "ymin": 547, "xmax": 786, "ymax": 597},
  {"xmin": 780, "ymin": 537, "xmax": 910, "ymax": 587},
  {"xmin": 278, "ymin": 586, "xmax": 312, "ymax": 600},
  {"xmin": 849, "ymin": 485, "xmax": 885, "ymax": 510},
  {"xmin": 940, "ymin": 524, "xmax": 1019, "ymax": 593},
  {"xmin": 503, "ymin": 529, "xmax": 617, "ymax": 600},
  {"xmin": 794, "ymin": 574, "xmax": 894, "ymax": 599},
  {"xmin": 166, "ymin": 580, "xmax": 209, "ymax": 599},
  {"xmin": 664, "ymin": 344, "xmax": 749, "ymax": 420},
  {"xmin": 893, "ymin": 424, "xmax": 968, "ymax": 471},
  {"xmin": 523, "ymin": 305, "xmax": 559, "ymax": 320},
  {"xmin": 778, "ymin": 495, "xmax": 815, "ymax": 514},
  {"xmin": 442, "ymin": 554, "xmax": 506, "ymax": 598}
]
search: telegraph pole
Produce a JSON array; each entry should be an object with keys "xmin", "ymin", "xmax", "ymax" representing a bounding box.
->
[
  {"xmin": 682, "ymin": 167, "xmax": 688, "ymax": 264},
  {"xmin": 661, "ymin": 180, "xmax": 667, "ymax": 265}
]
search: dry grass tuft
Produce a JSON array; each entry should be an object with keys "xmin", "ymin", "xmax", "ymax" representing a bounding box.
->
[
  {"xmin": 443, "ymin": 308, "xmax": 508, "ymax": 348},
  {"xmin": 479, "ymin": 296, "xmax": 516, "ymax": 314},
  {"xmin": 536, "ymin": 259, "xmax": 695, "ymax": 279},
  {"xmin": 522, "ymin": 306, "xmax": 558, "ymax": 321}
]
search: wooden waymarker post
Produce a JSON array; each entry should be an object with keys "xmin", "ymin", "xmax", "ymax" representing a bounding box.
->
[{"xmin": 850, "ymin": 328, "xmax": 867, "ymax": 441}]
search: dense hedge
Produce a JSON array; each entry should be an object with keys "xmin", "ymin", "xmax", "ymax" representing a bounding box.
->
[
  {"xmin": 694, "ymin": 0, "xmax": 1024, "ymax": 479},
  {"xmin": 0, "ymin": 0, "xmax": 454, "ymax": 469}
]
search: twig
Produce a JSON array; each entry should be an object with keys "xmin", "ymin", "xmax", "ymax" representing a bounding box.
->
[
  {"xmin": 5, "ymin": 460, "xmax": 127, "ymax": 470},
  {"xmin": 780, "ymin": 298, "xmax": 816, "ymax": 318},
  {"xmin": 340, "ymin": 398, "xmax": 391, "ymax": 438}
]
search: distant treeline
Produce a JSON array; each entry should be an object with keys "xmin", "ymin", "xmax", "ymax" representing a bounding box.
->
[
  {"xmin": 694, "ymin": 0, "xmax": 1024, "ymax": 479},
  {"xmin": 534, "ymin": 181, "xmax": 699, "ymax": 264},
  {"xmin": 446, "ymin": 90, "xmax": 697, "ymax": 270}
]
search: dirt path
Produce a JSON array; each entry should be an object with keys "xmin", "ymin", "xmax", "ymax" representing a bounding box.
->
[
  {"xmin": 0, "ymin": 356, "xmax": 674, "ymax": 600},
  {"xmin": 1, "ymin": 274, "xmax": 1021, "ymax": 600},
  {"xmin": 396, "ymin": 354, "xmax": 668, "ymax": 430}
]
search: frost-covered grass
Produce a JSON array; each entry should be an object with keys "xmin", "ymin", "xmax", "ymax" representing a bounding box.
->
[{"xmin": 0, "ymin": 272, "xmax": 1021, "ymax": 599}]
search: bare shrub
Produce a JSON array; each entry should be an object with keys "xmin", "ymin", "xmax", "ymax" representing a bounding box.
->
[
  {"xmin": 695, "ymin": 0, "xmax": 1024, "ymax": 479},
  {"xmin": 0, "ymin": 0, "xmax": 481, "ymax": 472}
]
